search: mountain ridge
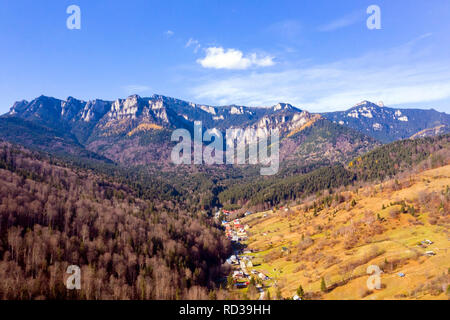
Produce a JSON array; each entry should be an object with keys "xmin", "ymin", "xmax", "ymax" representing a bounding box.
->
[
  {"xmin": 322, "ymin": 100, "xmax": 450, "ymax": 143},
  {"xmin": 6, "ymin": 95, "xmax": 448, "ymax": 137},
  {"xmin": 2, "ymin": 94, "xmax": 448, "ymax": 167}
]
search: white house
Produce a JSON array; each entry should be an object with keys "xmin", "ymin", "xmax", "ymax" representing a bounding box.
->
[{"xmin": 258, "ymin": 273, "xmax": 269, "ymax": 281}]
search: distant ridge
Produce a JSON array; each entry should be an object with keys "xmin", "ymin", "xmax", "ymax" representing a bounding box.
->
[
  {"xmin": 322, "ymin": 100, "xmax": 450, "ymax": 143},
  {"xmin": 1, "ymin": 95, "xmax": 448, "ymax": 166}
]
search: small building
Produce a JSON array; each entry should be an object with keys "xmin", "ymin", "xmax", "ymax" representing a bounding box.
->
[
  {"xmin": 258, "ymin": 272, "xmax": 269, "ymax": 281},
  {"xmin": 293, "ymin": 295, "xmax": 301, "ymax": 300},
  {"xmin": 235, "ymin": 281, "xmax": 249, "ymax": 288}
]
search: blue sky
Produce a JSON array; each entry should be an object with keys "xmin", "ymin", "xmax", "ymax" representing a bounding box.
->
[{"xmin": 1, "ymin": 0, "xmax": 450, "ymax": 113}]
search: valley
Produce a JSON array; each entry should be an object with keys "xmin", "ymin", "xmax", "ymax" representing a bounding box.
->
[
  {"xmin": 0, "ymin": 94, "xmax": 449, "ymax": 300},
  {"xmin": 3, "ymin": 0, "xmax": 450, "ymax": 308}
]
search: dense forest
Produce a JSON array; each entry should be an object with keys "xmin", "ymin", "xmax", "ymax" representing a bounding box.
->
[
  {"xmin": 0, "ymin": 142, "xmax": 231, "ymax": 299},
  {"xmin": 349, "ymin": 135, "xmax": 450, "ymax": 181},
  {"xmin": 219, "ymin": 135, "xmax": 450, "ymax": 208},
  {"xmin": 55, "ymin": 134, "xmax": 450, "ymax": 212}
]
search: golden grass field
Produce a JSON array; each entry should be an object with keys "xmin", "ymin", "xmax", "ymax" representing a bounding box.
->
[{"xmin": 240, "ymin": 165, "xmax": 450, "ymax": 300}]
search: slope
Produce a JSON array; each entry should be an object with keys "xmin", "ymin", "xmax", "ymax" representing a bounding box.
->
[{"xmin": 239, "ymin": 163, "xmax": 450, "ymax": 300}]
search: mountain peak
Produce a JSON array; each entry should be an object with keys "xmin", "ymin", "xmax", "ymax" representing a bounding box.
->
[
  {"xmin": 9, "ymin": 100, "xmax": 29, "ymax": 115},
  {"xmin": 352, "ymin": 100, "xmax": 380, "ymax": 108},
  {"xmin": 127, "ymin": 94, "xmax": 141, "ymax": 100},
  {"xmin": 322, "ymin": 100, "xmax": 450, "ymax": 143},
  {"xmin": 273, "ymin": 102, "xmax": 300, "ymax": 112},
  {"xmin": 66, "ymin": 96, "xmax": 80, "ymax": 101}
]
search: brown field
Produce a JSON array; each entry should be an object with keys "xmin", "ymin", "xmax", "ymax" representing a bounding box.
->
[{"xmin": 240, "ymin": 165, "xmax": 450, "ymax": 300}]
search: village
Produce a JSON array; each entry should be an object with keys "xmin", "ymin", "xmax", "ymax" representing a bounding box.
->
[
  {"xmin": 217, "ymin": 209, "xmax": 271, "ymax": 300},
  {"xmin": 214, "ymin": 189, "xmax": 445, "ymax": 301}
]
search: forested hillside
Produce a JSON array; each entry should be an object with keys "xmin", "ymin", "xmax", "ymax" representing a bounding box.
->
[
  {"xmin": 0, "ymin": 142, "xmax": 231, "ymax": 299},
  {"xmin": 239, "ymin": 164, "xmax": 450, "ymax": 300},
  {"xmin": 349, "ymin": 135, "xmax": 450, "ymax": 181},
  {"xmin": 219, "ymin": 135, "xmax": 450, "ymax": 209}
]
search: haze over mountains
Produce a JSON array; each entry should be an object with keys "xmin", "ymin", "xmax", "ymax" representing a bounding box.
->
[{"xmin": 1, "ymin": 94, "xmax": 449, "ymax": 167}]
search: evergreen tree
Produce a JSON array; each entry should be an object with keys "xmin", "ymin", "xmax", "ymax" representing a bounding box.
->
[
  {"xmin": 296, "ymin": 285, "xmax": 304, "ymax": 298},
  {"xmin": 320, "ymin": 277, "xmax": 327, "ymax": 292}
]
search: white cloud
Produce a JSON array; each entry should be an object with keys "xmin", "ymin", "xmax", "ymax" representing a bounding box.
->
[
  {"xmin": 165, "ymin": 30, "xmax": 174, "ymax": 37},
  {"xmin": 189, "ymin": 39, "xmax": 450, "ymax": 112},
  {"xmin": 197, "ymin": 47, "xmax": 275, "ymax": 70},
  {"xmin": 185, "ymin": 38, "xmax": 201, "ymax": 53},
  {"xmin": 318, "ymin": 11, "xmax": 363, "ymax": 32}
]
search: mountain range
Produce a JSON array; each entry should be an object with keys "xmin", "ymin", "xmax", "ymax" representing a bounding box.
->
[
  {"xmin": 1, "ymin": 95, "xmax": 449, "ymax": 168},
  {"xmin": 323, "ymin": 100, "xmax": 450, "ymax": 143}
]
